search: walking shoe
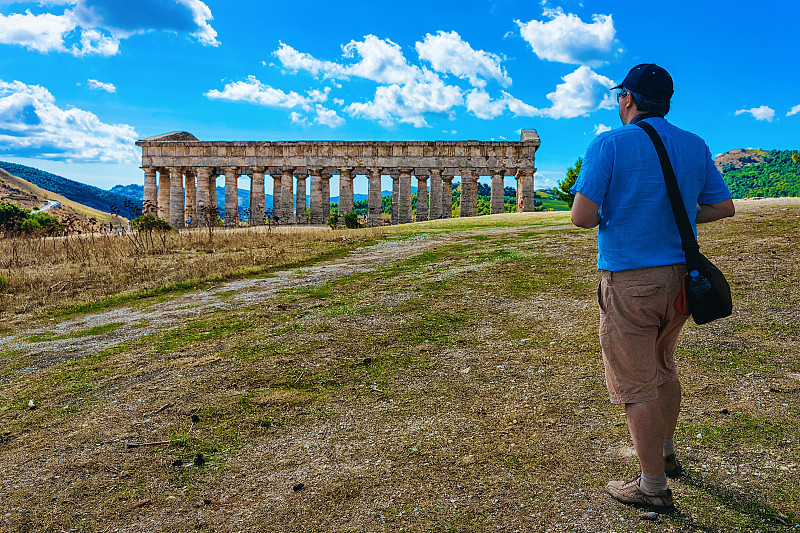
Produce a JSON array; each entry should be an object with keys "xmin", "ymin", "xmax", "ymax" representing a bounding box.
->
[
  {"xmin": 664, "ymin": 454, "xmax": 686, "ymax": 478},
  {"xmin": 606, "ymin": 476, "xmax": 675, "ymax": 514}
]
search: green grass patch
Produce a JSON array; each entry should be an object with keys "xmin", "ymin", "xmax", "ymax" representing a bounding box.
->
[
  {"xmin": 27, "ymin": 322, "xmax": 123, "ymax": 342},
  {"xmin": 681, "ymin": 413, "xmax": 799, "ymax": 450}
]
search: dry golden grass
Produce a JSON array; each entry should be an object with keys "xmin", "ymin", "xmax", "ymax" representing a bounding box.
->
[{"xmin": 0, "ymin": 224, "xmax": 385, "ymax": 323}]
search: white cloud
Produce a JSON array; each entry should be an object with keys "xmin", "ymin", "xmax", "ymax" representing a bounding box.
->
[
  {"xmin": 0, "ymin": 0, "xmax": 218, "ymax": 56},
  {"xmin": 465, "ymin": 89, "xmax": 540, "ymax": 119},
  {"xmin": 416, "ymin": 30, "xmax": 511, "ymax": 88},
  {"xmin": 594, "ymin": 123, "xmax": 612, "ymax": 135},
  {"xmin": 288, "ymin": 112, "xmax": 309, "ymax": 126},
  {"xmin": 87, "ymin": 78, "xmax": 116, "ymax": 93},
  {"xmin": 206, "ymin": 76, "xmax": 342, "ymax": 127},
  {"xmin": 543, "ymin": 65, "xmax": 615, "ymax": 118},
  {"xmin": 271, "ymin": 34, "xmax": 614, "ymax": 128},
  {"xmin": 787, "ymin": 104, "xmax": 800, "ymax": 117},
  {"xmin": 346, "ymin": 72, "xmax": 463, "ymax": 128},
  {"xmin": 466, "ymin": 89, "xmax": 510, "ymax": 119},
  {"xmin": 0, "ymin": 79, "xmax": 138, "ymax": 163},
  {"xmin": 275, "ymin": 41, "xmax": 342, "ymax": 78},
  {"xmin": 176, "ymin": 0, "xmax": 218, "ymax": 46},
  {"xmin": 205, "ymin": 75, "xmax": 328, "ymax": 110},
  {"xmin": 517, "ymin": 7, "xmax": 618, "ymax": 66},
  {"xmin": 342, "ymin": 35, "xmax": 419, "ymax": 85},
  {"xmin": 72, "ymin": 27, "xmax": 119, "ymax": 55},
  {"xmin": 276, "ymin": 35, "xmax": 421, "ymax": 86},
  {"xmin": 0, "ymin": 9, "xmax": 79, "ymax": 54},
  {"xmin": 735, "ymin": 105, "xmax": 775, "ymax": 122},
  {"xmin": 464, "ymin": 66, "xmax": 612, "ymax": 120},
  {"xmin": 314, "ymin": 105, "xmax": 344, "ymax": 128}
]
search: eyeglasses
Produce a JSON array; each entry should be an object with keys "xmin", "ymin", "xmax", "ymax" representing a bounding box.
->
[{"xmin": 616, "ymin": 89, "xmax": 629, "ymax": 103}]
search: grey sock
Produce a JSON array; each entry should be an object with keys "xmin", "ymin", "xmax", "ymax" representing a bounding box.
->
[
  {"xmin": 663, "ymin": 438, "xmax": 675, "ymax": 457},
  {"xmin": 640, "ymin": 473, "xmax": 668, "ymax": 494}
]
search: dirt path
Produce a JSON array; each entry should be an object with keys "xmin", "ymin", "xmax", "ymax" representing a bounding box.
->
[{"xmin": 1, "ymin": 223, "xmax": 560, "ymax": 376}]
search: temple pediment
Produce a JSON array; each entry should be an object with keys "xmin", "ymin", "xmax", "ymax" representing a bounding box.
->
[{"xmin": 140, "ymin": 131, "xmax": 200, "ymax": 142}]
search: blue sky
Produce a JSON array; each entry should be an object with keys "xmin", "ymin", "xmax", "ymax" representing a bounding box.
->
[{"xmin": 1, "ymin": 0, "xmax": 798, "ymax": 195}]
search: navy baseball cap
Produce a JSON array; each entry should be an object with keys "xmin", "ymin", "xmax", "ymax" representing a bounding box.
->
[{"xmin": 612, "ymin": 63, "xmax": 673, "ymax": 102}]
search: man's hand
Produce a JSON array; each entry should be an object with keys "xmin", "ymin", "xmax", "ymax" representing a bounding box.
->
[
  {"xmin": 571, "ymin": 192, "xmax": 601, "ymax": 228},
  {"xmin": 696, "ymin": 198, "xmax": 735, "ymax": 223}
]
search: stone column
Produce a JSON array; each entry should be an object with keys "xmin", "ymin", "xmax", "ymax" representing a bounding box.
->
[
  {"xmin": 517, "ymin": 169, "xmax": 535, "ymax": 212},
  {"xmin": 416, "ymin": 174, "xmax": 429, "ymax": 222},
  {"xmin": 143, "ymin": 167, "xmax": 157, "ymax": 216},
  {"xmin": 208, "ymin": 172, "xmax": 218, "ymax": 222},
  {"xmin": 442, "ymin": 176, "xmax": 454, "ymax": 218},
  {"xmin": 196, "ymin": 167, "xmax": 211, "ymax": 226},
  {"xmin": 308, "ymin": 168, "xmax": 324, "ymax": 224},
  {"xmin": 169, "ymin": 167, "xmax": 185, "ymax": 228},
  {"xmin": 250, "ymin": 167, "xmax": 266, "ymax": 226},
  {"xmin": 338, "ymin": 167, "xmax": 354, "ymax": 217},
  {"xmin": 367, "ymin": 168, "xmax": 382, "ymax": 227},
  {"xmin": 490, "ymin": 170, "xmax": 505, "ymax": 214},
  {"xmin": 281, "ymin": 168, "xmax": 295, "ymax": 224},
  {"xmin": 270, "ymin": 172, "xmax": 282, "ymax": 224},
  {"xmin": 224, "ymin": 167, "xmax": 238, "ymax": 226},
  {"xmin": 459, "ymin": 169, "xmax": 477, "ymax": 218},
  {"xmin": 398, "ymin": 168, "xmax": 412, "ymax": 224},
  {"xmin": 158, "ymin": 169, "xmax": 170, "ymax": 221},
  {"xmin": 295, "ymin": 171, "xmax": 307, "ymax": 223},
  {"xmin": 390, "ymin": 171, "xmax": 399, "ymax": 225},
  {"xmin": 429, "ymin": 169, "xmax": 442, "ymax": 220},
  {"xmin": 321, "ymin": 172, "xmax": 332, "ymax": 223},
  {"xmin": 185, "ymin": 170, "xmax": 196, "ymax": 226}
]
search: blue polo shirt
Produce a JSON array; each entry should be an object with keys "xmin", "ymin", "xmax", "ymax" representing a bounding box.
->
[{"xmin": 572, "ymin": 117, "xmax": 731, "ymax": 271}]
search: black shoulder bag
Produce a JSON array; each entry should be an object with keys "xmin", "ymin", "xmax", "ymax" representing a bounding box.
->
[{"xmin": 634, "ymin": 121, "xmax": 733, "ymax": 324}]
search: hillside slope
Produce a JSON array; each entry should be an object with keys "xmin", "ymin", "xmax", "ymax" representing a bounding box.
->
[
  {"xmin": 0, "ymin": 161, "xmax": 140, "ymax": 218},
  {"xmin": 714, "ymin": 149, "xmax": 799, "ymax": 198},
  {"xmin": 0, "ymin": 168, "xmax": 119, "ymax": 225}
]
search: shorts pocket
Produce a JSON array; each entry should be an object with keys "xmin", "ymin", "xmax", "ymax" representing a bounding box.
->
[{"xmin": 597, "ymin": 281, "xmax": 606, "ymax": 312}]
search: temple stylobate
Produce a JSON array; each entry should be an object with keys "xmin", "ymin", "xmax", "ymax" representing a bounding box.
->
[{"xmin": 136, "ymin": 130, "xmax": 541, "ymax": 228}]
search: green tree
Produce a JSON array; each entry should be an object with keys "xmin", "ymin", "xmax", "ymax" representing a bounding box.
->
[
  {"xmin": 554, "ymin": 158, "xmax": 581, "ymax": 208},
  {"xmin": 0, "ymin": 201, "xmax": 30, "ymax": 231},
  {"xmin": 792, "ymin": 152, "xmax": 800, "ymax": 164}
]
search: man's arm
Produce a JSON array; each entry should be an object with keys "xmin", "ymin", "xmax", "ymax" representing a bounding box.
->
[
  {"xmin": 696, "ymin": 198, "xmax": 735, "ymax": 223},
  {"xmin": 571, "ymin": 192, "xmax": 601, "ymax": 228}
]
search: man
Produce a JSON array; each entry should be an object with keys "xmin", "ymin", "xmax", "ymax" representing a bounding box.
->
[{"xmin": 570, "ymin": 64, "xmax": 734, "ymax": 513}]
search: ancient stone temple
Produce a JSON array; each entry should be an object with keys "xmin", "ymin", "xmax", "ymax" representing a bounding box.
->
[{"xmin": 136, "ymin": 130, "xmax": 540, "ymax": 228}]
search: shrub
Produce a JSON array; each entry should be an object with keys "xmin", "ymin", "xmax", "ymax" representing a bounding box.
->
[
  {"xmin": 0, "ymin": 274, "xmax": 8, "ymax": 292},
  {"xmin": 343, "ymin": 211, "xmax": 361, "ymax": 229},
  {"xmin": 132, "ymin": 215, "xmax": 173, "ymax": 232},
  {"xmin": 326, "ymin": 213, "xmax": 340, "ymax": 230},
  {"xmin": 28, "ymin": 211, "xmax": 62, "ymax": 235}
]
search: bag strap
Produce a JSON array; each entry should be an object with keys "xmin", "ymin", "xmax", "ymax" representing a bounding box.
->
[{"xmin": 633, "ymin": 120, "xmax": 703, "ymax": 269}]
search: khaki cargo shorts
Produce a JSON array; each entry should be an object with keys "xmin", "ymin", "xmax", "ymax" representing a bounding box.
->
[{"xmin": 598, "ymin": 264, "xmax": 689, "ymax": 404}]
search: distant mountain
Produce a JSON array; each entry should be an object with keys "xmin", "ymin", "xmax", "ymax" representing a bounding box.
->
[
  {"xmin": 0, "ymin": 161, "xmax": 140, "ymax": 217},
  {"xmin": 109, "ymin": 183, "xmax": 269, "ymax": 221},
  {"xmin": 714, "ymin": 149, "xmax": 799, "ymax": 198},
  {"xmin": 110, "ymin": 184, "xmax": 144, "ymax": 201}
]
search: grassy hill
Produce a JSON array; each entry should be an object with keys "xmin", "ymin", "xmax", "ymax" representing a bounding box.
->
[
  {"xmin": 714, "ymin": 149, "xmax": 800, "ymax": 198},
  {"xmin": 0, "ymin": 161, "xmax": 140, "ymax": 218},
  {"xmin": 0, "ymin": 168, "xmax": 119, "ymax": 225},
  {"xmin": 0, "ymin": 201, "xmax": 798, "ymax": 531}
]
